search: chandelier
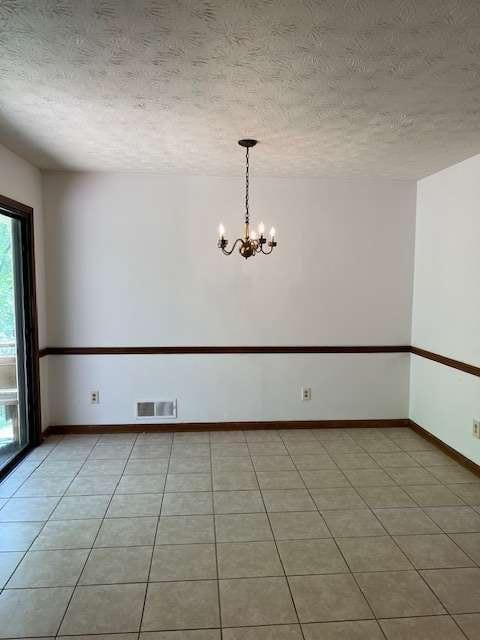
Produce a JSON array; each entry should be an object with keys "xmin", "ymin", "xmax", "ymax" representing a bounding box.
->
[{"xmin": 217, "ymin": 139, "xmax": 277, "ymax": 259}]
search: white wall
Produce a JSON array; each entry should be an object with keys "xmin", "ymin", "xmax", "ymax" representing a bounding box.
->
[
  {"xmin": 411, "ymin": 154, "xmax": 480, "ymax": 463},
  {"xmin": 43, "ymin": 172, "xmax": 415, "ymax": 425},
  {"xmin": 0, "ymin": 143, "xmax": 49, "ymax": 429}
]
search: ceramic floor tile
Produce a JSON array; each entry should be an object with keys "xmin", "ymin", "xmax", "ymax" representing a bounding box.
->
[
  {"xmin": 370, "ymin": 452, "xmax": 419, "ymax": 467},
  {"xmin": 169, "ymin": 457, "xmax": 211, "ymax": 473},
  {"xmin": 357, "ymin": 486, "xmax": 416, "ymax": 508},
  {"xmin": 379, "ymin": 616, "xmax": 466, "ymax": 640},
  {"xmin": 51, "ymin": 495, "xmax": 110, "ymax": 520},
  {"xmin": 210, "ymin": 430, "xmax": 246, "ymax": 444},
  {"xmin": 95, "ymin": 516, "xmax": 158, "ymax": 547},
  {"xmin": 343, "ymin": 469, "xmax": 396, "ymax": 487},
  {"xmin": 0, "ymin": 586, "xmax": 73, "ymax": 638},
  {"xmin": 142, "ymin": 580, "xmax": 219, "ymax": 631},
  {"xmin": 150, "ymin": 544, "xmax": 217, "ymax": 581},
  {"xmin": 212, "ymin": 457, "xmax": 253, "ymax": 472},
  {"xmin": 403, "ymin": 484, "xmax": 465, "ymax": 507},
  {"xmin": 268, "ymin": 511, "xmax": 330, "ymax": 540},
  {"xmin": 256, "ymin": 471, "xmax": 304, "ymax": 490},
  {"xmin": 385, "ymin": 468, "xmax": 439, "ymax": 485},
  {"xmin": 130, "ymin": 445, "xmax": 171, "ymax": 459},
  {"xmin": 247, "ymin": 443, "xmax": 288, "ymax": 456},
  {"xmin": 421, "ymin": 568, "xmax": 480, "ymax": 613},
  {"xmin": 0, "ymin": 497, "xmax": 59, "ymax": 521},
  {"xmin": 448, "ymin": 483, "xmax": 480, "ymax": 505},
  {"xmin": 289, "ymin": 454, "xmax": 336, "ymax": 470},
  {"xmin": 450, "ymin": 532, "xmax": 480, "ymax": 564},
  {"xmin": 299, "ymin": 470, "xmax": 350, "ymax": 489},
  {"xmin": 289, "ymin": 573, "xmax": 373, "ymax": 623},
  {"xmin": 394, "ymin": 534, "xmax": 474, "ymax": 569},
  {"xmin": 322, "ymin": 509, "xmax": 386, "ymax": 537},
  {"xmin": 337, "ymin": 536, "xmax": 412, "ymax": 572},
  {"xmin": 66, "ymin": 476, "xmax": 120, "ymax": 496},
  {"xmin": 124, "ymin": 460, "xmax": 169, "ymax": 475},
  {"xmin": 251, "ymin": 455, "xmax": 295, "ymax": 471},
  {"xmin": 32, "ymin": 518, "xmax": 102, "ymax": 549},
  {"xmin": 332, "ymin": 453, "xmax": 379, "ymax": 469},
  {"xmin": 80, "ymin": 546, "xmax": 152, "ymax": 584},
  {"xmin": 410, "ymin": 450, "xmax": 457, "ymax": 466},
  {"xmin": 310, "ymin": 487, "xmax": 366, "ymax": 510},
  {"xmin": 0, "ymin": 551, "xmax": 23, "ymax": 587},
  {"xmin": 60, "ymin": 583, "xmax": 147, "ymax": 634},
  {"xmin": 219, "ymin": 576, "xmax": 297, "ymax": 627},
  {"xmin": 213, "ymin": 490, "xmax": 265, "ymax": 514},
  {"xmin": 7, "ymin": 548, "xmax": 89, "ymax": 587},
  {"xmin": 302, "ymin": 620, "xmax": 384, "ymax": 640},
  {"xmin": 217, "ymin": 541, "xmax": 283, "ymax": 578},
  {"xmin": 373, "ymin": 508, "xmax": 441, "ymax": 535},
  {"xmin": 215, "ymin": 513, "xmax": 272, "ymax": 542},
  {"xmin": 423, "ymin": 507, "xmax": 480, "ymax": 533},
  {"xmin": 161, "ymin": 492, "xmax": 212, "ymax": 515},
  {"xmin": 428, "ymin": 467, "xmax": 480, "ymax": 485},
  {"xmin": 155, "ymin": 515, "xmax": 215, "ymax": 544},
  {"xmin": 79, "ymin": 460, "xmax": 127, "ymax": 476},
  {"xmin": 262, "ymin": 489, "xmax": 315, "ymax": 512},
  {"xmin": 165, "ymin": 474, "xmax": 211, "ymax": 492},
  {"xmin": 278, "ymin": 539, "xmax": 348, "ymax": 575},
  {"xmin": 223, "ymin": 625, "xmax": 301, "ymax": 640},
  {"xmin": 14, "ymin": 476, "xmax": 72, "ymax": 498},
  {"xmin": 356, "ymin": 570, "xmax": 445, "ymax": 617},
  {"xmin": 454, "ymin": 613, "xmax": 480, "ymax": 639},
  {"xmin": 172, "ymin": 445, "xmax": 211, "ymax": 458},
  {"xmin": 33, "ymin": 457, "xmax": 84, "ymax": 474},
  {"xmin": 213, "ymin": 471, "xmax": 258, "ymax": 491},
  {"xmin": 211, "ymin": 444, "xmax": 249, "ymax": 458},
  {"xmin": 0, "ymin": 521, "xmax": 44, "ymax": 551},
  {"xmin": 106, "ymin": 493, "xmax": 162, "ymax": 517},
  {"xmin": 116, "ymin": 475, "xmax": 166, "ymax": 494}
]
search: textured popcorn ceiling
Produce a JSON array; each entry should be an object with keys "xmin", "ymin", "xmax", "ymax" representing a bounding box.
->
[{"xmin": 0, "ymin": 0, "xmax": 480, "ymax": 177}]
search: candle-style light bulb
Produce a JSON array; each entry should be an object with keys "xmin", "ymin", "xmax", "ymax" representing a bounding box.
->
[
  {"xmin": 269, "ymin": 227, "xmax": 276, "ymax": 238},
  {"xmin": 250, "ymin": 230, "xmax": 257, "ymax": 240},
  {"xmin": 218, "ymin": 223, "xmax": 225, "ymax": 238},
  {"xmin": 258, "ymin": 221, "xmax": 265, "ymax": 236}
]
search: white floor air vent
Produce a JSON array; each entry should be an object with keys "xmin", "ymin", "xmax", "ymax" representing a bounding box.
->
[{"xmin": 136, "ymin": 400, "xmax": 177, "ymax": 419}]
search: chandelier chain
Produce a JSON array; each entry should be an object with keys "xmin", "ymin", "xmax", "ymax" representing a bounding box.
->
[{"xmin": 245, "ymin": 146, "xmax": 249, "ymax": 225}]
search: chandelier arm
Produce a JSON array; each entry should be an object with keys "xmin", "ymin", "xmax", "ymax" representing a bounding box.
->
[
  {"xmin": 221, "ymin": 238, "xmax": 244, "ymax": 255},
  {"xmin": 260, "ymin": 243, "xmax": 274, "ymax": 255}
]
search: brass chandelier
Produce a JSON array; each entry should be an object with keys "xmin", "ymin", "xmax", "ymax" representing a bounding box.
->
[{"xmin": 217, "ymin": 139, "xmax": 277, "ymax": 259}]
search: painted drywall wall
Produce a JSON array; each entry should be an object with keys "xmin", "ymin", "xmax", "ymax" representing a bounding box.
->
[
  {"xmin": 411, "ymin": 153, "xmax": 480, "ymax": 464},
  {"xmin": 0, "ymin": 143, "xmax": 49, "ymax": 429},
  {"xmin": 43, "ymin": 172, "xmax": 416, "ymax": 425}
]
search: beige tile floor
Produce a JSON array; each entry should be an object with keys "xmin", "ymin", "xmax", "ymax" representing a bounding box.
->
[{"xmin": 0, "ymin": 426, "xmax": 479, "ymax": 639}]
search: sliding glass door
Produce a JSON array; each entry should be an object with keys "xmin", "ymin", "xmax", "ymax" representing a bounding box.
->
[{"xmin": 0, "ymin": 196, "xmax": 40, "ymax": 478}]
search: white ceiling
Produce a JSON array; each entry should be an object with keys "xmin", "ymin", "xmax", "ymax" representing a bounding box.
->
[{"xmin": 1, "ymin": 0, "xmax": 480, "ymax": 178}]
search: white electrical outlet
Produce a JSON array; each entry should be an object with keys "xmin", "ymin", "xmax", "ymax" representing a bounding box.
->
[
  {"xmin": 301, "ymin": 387, "xmax": 311, "ymax": 401},
  {"xmin": 473, "ymin": 418, "xmax": 480, "ymax": 439},
  {"xmin": 91, "ymin": 390, "xmax": 100, "ymax": 405}
]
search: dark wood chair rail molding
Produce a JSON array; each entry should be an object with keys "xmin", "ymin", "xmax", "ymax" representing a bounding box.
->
[
  {"xmin": 40, "ymin": 345, "xmax": 410, "ymax": 356},
  {"xmin": 410, "ymin": 346, "xmax": 480, "ymax": 378},
  {"xmin": 38, "ymin": 345, "xmax": 480, "ymax": 378}
]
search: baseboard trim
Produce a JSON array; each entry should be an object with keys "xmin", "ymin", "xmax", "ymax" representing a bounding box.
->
[
  {"xmin": 45, "ymin": 418, "xmax": 410, "ymax": 435},
  {"xmin": 409, "ymin": 420, "xmax": 480, "ymax": 477}
]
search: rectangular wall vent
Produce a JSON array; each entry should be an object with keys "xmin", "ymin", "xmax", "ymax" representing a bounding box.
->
[{"xmin": 136, "ymin": 400, "xmax": 177, "ymax": 419}]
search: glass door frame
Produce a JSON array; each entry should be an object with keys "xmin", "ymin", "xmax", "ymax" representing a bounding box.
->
[{"xmin": 0, "ymin": 193, "xmax": 41, "ymax": 481}]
